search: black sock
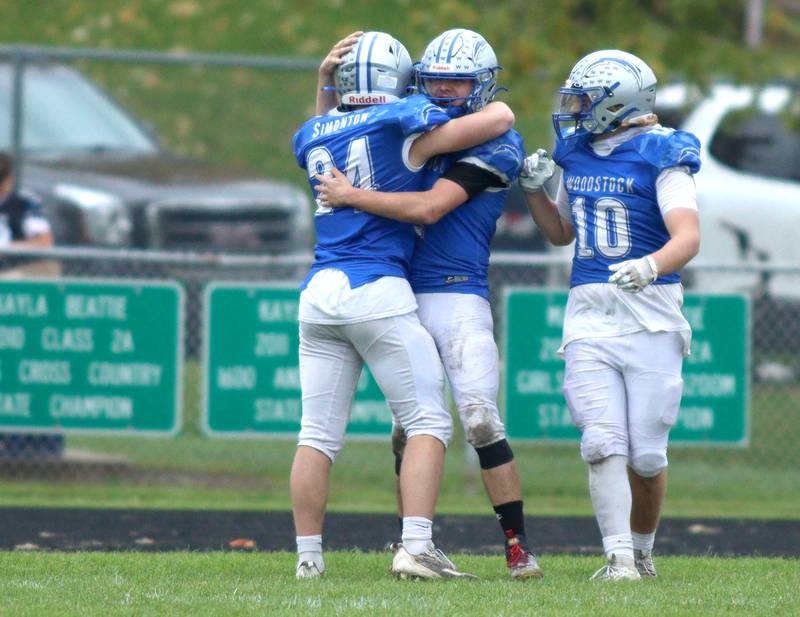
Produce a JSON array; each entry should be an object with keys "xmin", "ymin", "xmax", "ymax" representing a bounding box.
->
[
  {"xmin": 397, "ymin": 516, "xmax": 403, "ymax": 537},
  {"xmin": 493, "ymin": 500, "xmax": 526, "ymax": 540}
]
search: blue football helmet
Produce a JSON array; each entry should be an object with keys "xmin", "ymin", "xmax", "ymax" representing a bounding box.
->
[
  {"xmin": 552, "ymin": 49, "xmax": 657, "ymax": 140},
  {"xmin": 416, "ymin": 29, "xmax": 501, "ymax": 112}
]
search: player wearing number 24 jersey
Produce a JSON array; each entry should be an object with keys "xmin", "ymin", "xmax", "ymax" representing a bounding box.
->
[
  {"xmin": 293, "ymin": 94, "xmax": 451, "ymax": 288},
  {"xmin": 313, "ymin": 29, "xmax": 543, "ymax": 580},
  {"xmin": 289, "ymin": 31, "xmax": 513, "ymax": 581},
  {"xmin": 520, "ymin": 49, "xmax": 701, "ymax": 582}
]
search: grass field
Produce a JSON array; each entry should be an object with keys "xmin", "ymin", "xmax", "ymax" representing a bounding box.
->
[
  {"xmin": 2, "ymin": 437, "xmax": 800, "ymax": 519},
  {"xmin": 2, "ymin": 552, "xmax": 798, "ymax": 617}
]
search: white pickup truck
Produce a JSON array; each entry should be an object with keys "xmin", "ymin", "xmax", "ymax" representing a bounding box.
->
[{"xmin": 656, "ymin": 82, "xmax": 800, "ymax": 299}]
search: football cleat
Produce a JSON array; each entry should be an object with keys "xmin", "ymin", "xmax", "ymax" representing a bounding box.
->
[
  {"xmin": 390, "ymin": 545, "xmax": 478, "ymax": 580},
  {"xmin": 590, "ymin": 554, "xmax": 641, "ymax": 581},
  {"xmin": 634, "ymin": 549, "xmax": 657, "ymax": 577},
  {"xmin": 505, "ymin": 534, "xmax": 544, "ymax": 580},
  {"xmin": 295, "ymin": 560, "xmax": 324, "ymax": 579}
]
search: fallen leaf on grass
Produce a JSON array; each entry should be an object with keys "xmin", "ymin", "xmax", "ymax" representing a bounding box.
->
[{"xmin": 228, "ymin": 538, "xmax": 257, "ymax": 549}]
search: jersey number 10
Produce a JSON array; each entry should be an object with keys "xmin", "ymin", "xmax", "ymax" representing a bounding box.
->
[{"xmin": 571, "ymin": 196, "xmax": 631, "ymax": 259}]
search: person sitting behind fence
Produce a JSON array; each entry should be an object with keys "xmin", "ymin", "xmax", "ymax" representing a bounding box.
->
[
  {"xmin": 0, "ymin": 151, "xmax": 55, "ymax": 261},
  {"xmin": 0, "ymin": 150, "xmax": 63, "ymax": 460}
]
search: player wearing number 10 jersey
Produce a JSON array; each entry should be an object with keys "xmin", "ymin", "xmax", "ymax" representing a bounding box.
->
[
  {"xmin": 289, "ymin": 31, "xmax": 513, "ymax": 581},
  {"xmin": 520, "ymin": 49, "xmax": 701, "ymax": 581}
]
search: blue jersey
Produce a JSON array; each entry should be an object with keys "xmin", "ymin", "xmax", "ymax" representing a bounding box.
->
[
  {"xmin": 292, "ymin": 94, "xmax": 450, "ymax": 289},
  {"xmin": 553, "ymin": 127, "xmax": 701, "ymax": 288},
  {"xmin": 410, "ymin": 130, "xmax": 525, "ymax": 299}
]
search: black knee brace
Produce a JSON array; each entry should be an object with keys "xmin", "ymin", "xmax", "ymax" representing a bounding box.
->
[{"xmin": 475, "ymin": 439, "xmax": 514, "ymax": 470}]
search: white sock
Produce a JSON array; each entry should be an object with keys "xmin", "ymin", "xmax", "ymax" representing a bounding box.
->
[
  {"xmin": 296, "ymin": 534, "xmax": 324, "ymax": 571},
  {"xmin": 632, "ymin": 531, "xmax": 656, "ymax": 554},
  {"xmin": 602, "ymin": 533, "xmax": 634, "ymax": 561},
  {"xmin": 401, "ymin": 516, "xmax": 433, "ymax": 555},
  {"xmin": 588, "ymin": 455, "xmax": 633, "ymax": 560}
]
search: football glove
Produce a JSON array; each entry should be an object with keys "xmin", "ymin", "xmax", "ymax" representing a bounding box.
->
[
  {"xmin": 608, "ymin": 255, "xmax": 659, "ymax": 293},
  {"xmin": 519, "ymin": 148, "xmax": 556, "ymax": 193}
]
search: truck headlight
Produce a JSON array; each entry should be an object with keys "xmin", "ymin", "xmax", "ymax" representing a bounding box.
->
[{"xmin": 53, "ymin": 184, "xmax": 132, "ymax": 246}]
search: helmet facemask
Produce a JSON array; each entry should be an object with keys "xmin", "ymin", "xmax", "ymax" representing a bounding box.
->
[
  {"xmin": 416, "ymin": 66, "xmax": 499, "ymax": 113},
  {"xmin": 417, "ymin": 29, "xmax": 502, "ymax": 113},
  {"xmin": 552, "ymin": 50, "xmax": 657, "ymax": 140}
]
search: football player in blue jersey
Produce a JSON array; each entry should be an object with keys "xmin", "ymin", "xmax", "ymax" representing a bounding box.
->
[
  {"xmin": 314, "ymin": 29, "xmax": 543, "ymax": 580},
  {"xmin": 291, "ymin": 31, "xmax": 515, "ymax": 580},
  {"xmin": 519, "ymin": 50, "xmax": 701, "ymax": 580}
]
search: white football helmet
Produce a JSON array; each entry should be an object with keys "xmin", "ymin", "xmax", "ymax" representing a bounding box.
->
[
  {"xmin": 552, "ymin": 49, "xmax": 657, "ymax": 140},
  {"xmin": 335, "ymin": 32, "xmax": 413, "ymax": 106},
  {"xmin": 416, "ymin": 29, "xmax": 501, "ymax": 112}
]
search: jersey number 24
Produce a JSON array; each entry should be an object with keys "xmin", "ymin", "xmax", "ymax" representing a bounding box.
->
[{"xmin": 307, "ymin": 136, "xmax": 374, "ymax": 215}]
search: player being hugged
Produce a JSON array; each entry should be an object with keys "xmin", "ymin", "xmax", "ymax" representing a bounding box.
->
[
  {"xmin": 315, "ymin": 28, "xmax": 543, "ymax": 580},
  {"xmin": 291, "ymin": 31, "xmax": 514, "ymax": 580},
  {"xmin": 519, "ymin": 50, "xmax": 701, "ymax": 580}
]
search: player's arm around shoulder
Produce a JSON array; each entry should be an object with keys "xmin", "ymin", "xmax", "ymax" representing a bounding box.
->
[
  {"xmin": 314, "ymin": 168, "xmax": 467, "ymax": 225},
  {"xmin": 408, "ymin": 101, "xmax": 515, "ymax": 169}
]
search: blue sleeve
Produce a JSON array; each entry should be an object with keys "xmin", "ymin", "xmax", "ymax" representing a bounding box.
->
[
  {"xmin": 457, "ymin": 130, "xmax": 525, "ymax": 183},
  {"xmin": 553, "ymin": 133, "xmax": 586, "ymax": 166},
  {"xmin": 395, "ymin": 94, "xmax": 450, "ymax": 136},
  {"xmin": 638, "ymin": 129, "xmax": 702, "ymax": 175},
  {"xmin": 292, "ymin": 125, "xmax": 308, "ymax": 169}
]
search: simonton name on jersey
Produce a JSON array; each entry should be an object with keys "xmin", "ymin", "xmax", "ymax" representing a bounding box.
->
[{"xmin": 311, "ymin": 111, "xmax": 370, "ymax": 139}]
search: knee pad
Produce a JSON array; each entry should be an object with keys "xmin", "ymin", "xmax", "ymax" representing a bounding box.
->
[
  {"xmin": 461, "ymin": 403, "xmax": 505, "ymax": 448},
  {"xmin": 629, "ymin": 449, "xmax": 667, "ymax": 478},
  {"xmin": 474, "ymin": 439, "xmax": 514, "ymax": 470},
  {"xmin": 580, "ymin": 425, "xmax": 624, "ymax": 464}
]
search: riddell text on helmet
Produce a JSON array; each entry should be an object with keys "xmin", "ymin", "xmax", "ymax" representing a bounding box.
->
[{"xmin": 346, "ymin": 94, "xmax": 388, "ymax": 104}]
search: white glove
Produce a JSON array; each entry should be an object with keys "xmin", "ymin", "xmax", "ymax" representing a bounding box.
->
[
  {"xmin": 608, "ymin": 255, "xmax": 659, "ymax": 293},
  {"xmin": 519, "ymin": 148, "xmax": 556, "ymax": 193}
]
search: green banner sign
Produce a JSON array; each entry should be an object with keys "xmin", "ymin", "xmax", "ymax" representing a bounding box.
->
[
  {"xmin": 203, "ymin": 283, "xmax": 391, "ymax": 437},
  {"xmin": 0, "ymin": 279, "xmax": 183, "ymax": 434},
  {"xmin": 503, "ymin": 289, "xmax": 749, "ymax": 445}
]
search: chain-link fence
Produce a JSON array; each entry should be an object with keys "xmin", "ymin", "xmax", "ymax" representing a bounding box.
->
[
  {"xmin": 0, "ymin": 45, "xmax": 797, "ymax": 518},
  {"xmin": 0, "ymin": 247, "xmax": 797, "ymax": 515}
]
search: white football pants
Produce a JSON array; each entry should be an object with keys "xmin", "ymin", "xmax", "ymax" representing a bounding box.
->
[
  {"xmin": 416, "ymin": 293, "xmax": 506, "ymax": 447},
  {"xmin": 297, "ymin": 312, "xmax": 451, "ymax": 461},
  {"xmin": 563, "ymin": 330, "xmax": 684, "ymax": 476}
]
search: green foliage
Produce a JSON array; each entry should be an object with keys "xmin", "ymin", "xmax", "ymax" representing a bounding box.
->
[
  {"xmin": 1, "ymin": 552, "xmax": 799, "ymax": 616},
  {"xmin": 1, "ymin": 1, "xmax": 798, "ymax": 183}
]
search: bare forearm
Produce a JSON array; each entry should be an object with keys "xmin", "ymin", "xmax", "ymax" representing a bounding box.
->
[
  {"xmin": 524, "ymin": 191, "xmax": 573, "ymax": 246},
  {"xmin": 651, "ymin": 230, "xmax": 699, "ymax": 276},
  {"xmin": 410, "ymin": 101, "xmax": 514, "ymax": 167},
  {"xmin": 654, "ymin": 208, "xmax": 700, "ymax": 275},
  {"xmin": 316, "ymin": 74, "xmax": 338, "ymax": 116},
  {"xmin": 347, "ymin": 189, "xmax": 433, "ymax": 224}
]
